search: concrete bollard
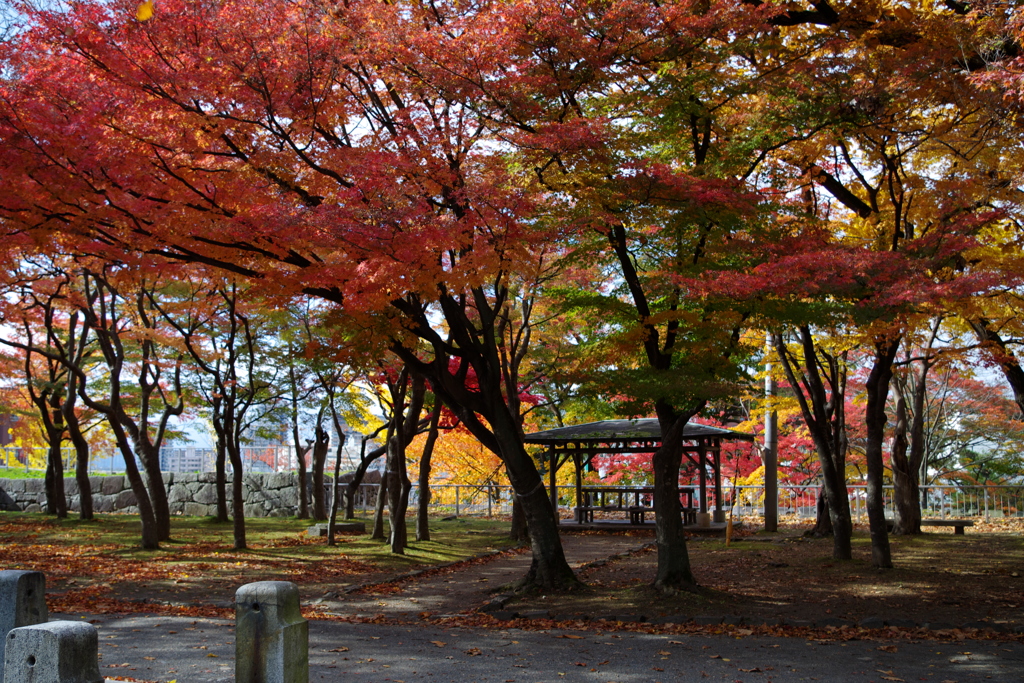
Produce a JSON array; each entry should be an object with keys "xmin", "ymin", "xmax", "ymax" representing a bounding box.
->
[
  {"xmin": 235, "ymin": 581, "xmax": 308, "ymax": 683},
  {"xmin": 3, "ymin": 621, "xmax": 102, "ymax": 683},
  {"xmin": 0, "ymin": 571, "xmax": 48, "ymax": 669}
]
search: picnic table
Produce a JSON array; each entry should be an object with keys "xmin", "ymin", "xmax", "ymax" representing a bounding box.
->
[{"xmin": 575, "ymin": 486, "xmax": 698, "ymax": 525}]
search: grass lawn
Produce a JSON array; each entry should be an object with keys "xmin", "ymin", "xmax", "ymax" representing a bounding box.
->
[
  {"xmin": 0, "ymin": 467, "xmax": 46, "ymax": 479},
  {"xmin": 0, "ymin": 511, "xmax": 519, "ymax": 617}
]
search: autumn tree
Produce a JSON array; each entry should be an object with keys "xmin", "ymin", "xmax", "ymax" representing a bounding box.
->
[
  {"xmin": 0, "ymin": 0, "xmax": 581, "ymax": 588},
  {"xmin": 150, "ymin": 274, "xmax": 283, "ymax": 549}
]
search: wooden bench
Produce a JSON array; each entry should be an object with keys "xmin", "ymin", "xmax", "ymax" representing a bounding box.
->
[
  {"xmin": 923, "ymin": 519, "xmax": 974, "ymax": 535},
  {"xmin": 886, "ymin": 519, "xmax": 974, "ymax": 535}
]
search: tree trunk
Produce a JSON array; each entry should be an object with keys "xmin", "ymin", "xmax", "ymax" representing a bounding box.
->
[
  {"xmin": 345, "ymin": 443, "xmax": 386, "ymax": 519},
  {"xmin": 864, "ymin": 338, "xmax": 899, "ymax": 569},
  {"xmin": 806, "ymin": 489, "xmax": 834, "ymax": 538},
  {"xmin": 890, "ymin": 383, "xmax": 921, "ymax": 535},
  {"xmin": 65, "ymin": 408, "xmax": 94, "ymax": 521},
  {"xmin": 44, "ymin": 398, "xmax": 68, "ymax": 519},
  {"xmin": 509, "ymin": 496, "xmax": 529, "ymax": 542},
  {"xmin": 214, "ymin": 433, "xmax": 229, "ymax": 522},
  {"xmin": 44, "ymin": 442, "xmax": 68, "ymax": 519},
  {"xmin": 489, "ymin": 405, "xmax": 577, "ymax": 590},
  {"xmin": 295, "ymin": 442, "xmax": 310, "ymax": 520},
  {"xmin": 327, "ymin": 431, "xmax": 347, "ymax": 547},
  {"xmin": 652, "ymin": 408, "xmax": 699, "ymax": 592},
  {"xmin": 416, "ymin": 405, "xmax": 441, "ymax": 542},
  {"xmin": 228, "ymin": 445, "xmax": 247, "ymax": 550},
  {"xmin": 136, "ymin": 440, "xmax": 171, "ymax": 541},
  {"xmin": 386, "ymin": 430, "xmax": 411, "ymax": 554},
  {"xmin": 109, "ymin": 420, "xmax": 160, "ymax": 549},
  {"xmin": 773, "ymin": 330, "xmax": 852, "ymax": 559},
  {"xmin": 311, "ymin": 425, "xmax": 330, "ymax": 521},
  {"xmin": 371, "ymin": 475, "xmax": 388, "ymax": 541}
]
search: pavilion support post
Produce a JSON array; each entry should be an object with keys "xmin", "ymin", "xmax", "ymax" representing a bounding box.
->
[
  {"xmin": 573, "ymin": 453, "xmax": 583, "ymax": 523},
  {"xmin": 698, "ymin": 441, "xmax": 708, "ymax": 514},
  {"xmin": 713, "ymin": 439, "xmax": 725, "ymax": 523},
  {"xmin": 548, "ymin": 446, "xmax": 559, "ymax": 526}
]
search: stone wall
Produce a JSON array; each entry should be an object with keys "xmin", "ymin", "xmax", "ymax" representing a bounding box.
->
[{"xmin": 0, "ymin": 472, "xmax": 304, "ymax": 517}]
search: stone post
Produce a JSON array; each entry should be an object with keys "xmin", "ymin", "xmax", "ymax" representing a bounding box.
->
[
  {"xmin": 3, "ymin": 621, "xmax": 102, "ymax": 683},
  {"xmin": 0, "ymin": 571, "xmax": 47, "ymax": 669},
  {"xmin": 235, "ymin": 581, "xmax": 308, "ymax": 683}
]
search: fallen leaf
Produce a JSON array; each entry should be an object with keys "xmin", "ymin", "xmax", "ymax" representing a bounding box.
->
[
  {"xmin": 657, "ymin": 650, "xmax": 671, "ymax": 656},
  {"xmin": 709, "ymin": 655, "xmax": 722, "ymax": 659},
  {"xmin": 465, "ymin": 648, "xmax": 482, "ymax": 656},
  {"xmin": 877, "ymin": 645, "xmax": 898, "ymax": 653},
  {"xmin": 431, "ymin": 641, "xmax": 446, "ymax": 647},
  {"xmin": 740, "ymin": 668, "xmax": 762, "ymax": 673},
  {"xmin": 327, "ymin": 647, "xmax": 349, "ymax": 653},
  {"xmin": 557, "ymin": 634, "xmax": 584, "ymax": 639}
]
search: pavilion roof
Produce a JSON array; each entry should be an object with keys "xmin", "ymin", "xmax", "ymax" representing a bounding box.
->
[{"xmin": 523, "ymin": 418, "xmax": 754, "ymax": 445}]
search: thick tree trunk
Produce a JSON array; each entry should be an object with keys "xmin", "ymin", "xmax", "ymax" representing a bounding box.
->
[
  {"xmin": 490, "ymin": 406, "xmax": 577, "ymax": 590},
  {"xmin": 416, "ymin": 405, "xmax": 441, "ymax": 542},
  {"xmin": 652, "ymin": 408, "xmax": 699, "ymax": 592},
  {"xmin": 228, "ymin": 445, "xmax": 247, "ymax": 550},
  {"xmin": 109, "ymin": 421, "xmax": 160, "ymax": 549},
  {"xmin": 386, "ymin": 435, "xmax": 411, "ymax": 554},
  {"xmin": 136, "ymin": 441, "xmax": 170, "ymax": 541},
  {"xmin": 65, "ymin": 411, "xmax": 94, "ymax": 521},
  {"xmin": 509, "ymin": 496, "xmax": 529, "ymax": 542},
  {"xmin": 311, "ymin": 425, "xmax": 330, "ymax": 521},
  {"xmin": 44, "ymin": 440, "xmax": 68, "ymax": 519},
  {"xmin": 864, "ymin": 338, "xmax": 899, "ymax": 569},
  {"xmin": 806, "ymin": 489, "xmax": 834, "ymax": 538},
  {"xmin": 214, "ymin": 436, "xmax": 229, "ymax": 522},
  {"xmin": 890, "ymin": 386, "xmax": 921, "ymax": 535}
]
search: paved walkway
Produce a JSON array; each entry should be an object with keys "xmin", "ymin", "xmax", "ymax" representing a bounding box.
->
[{"xmin": 77, "ymin": 614, "xmax": 1024, "ymax": 682}]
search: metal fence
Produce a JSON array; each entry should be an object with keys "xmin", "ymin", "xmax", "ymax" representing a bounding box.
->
[
  {"xmin": 4, "ymin": 443, "xmax": 1021, "ymax": 520},
  {"xmin": 346, "ymin": 483, "xmax": 1024, "ymax": 519}
]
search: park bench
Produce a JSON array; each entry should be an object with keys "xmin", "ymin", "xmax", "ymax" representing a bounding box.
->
[{"xmin": 885, "ymin": 518, "xmax": 974, "ymax": 535}]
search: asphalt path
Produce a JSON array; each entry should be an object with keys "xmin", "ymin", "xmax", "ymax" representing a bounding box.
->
[{"xmin": 63, "ymin": 613, "xmax": 1024, "ymax": 683}]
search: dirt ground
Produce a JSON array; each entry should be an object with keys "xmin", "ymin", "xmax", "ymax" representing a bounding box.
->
[{"xmin": 314, "ymin": 520, "xmax": 1024, "ymax": 634}]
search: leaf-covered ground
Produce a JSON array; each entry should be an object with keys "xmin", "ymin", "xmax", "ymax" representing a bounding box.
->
[
  {"xmin": 501, "ymin": 516, "xmax": 1024, "ymax": 634},
  {"xmin": 0, "ymin": 512, "xmax": 517, "ymax": 619},
  {"xmin": 2, "ymin": 511, "xmax": 1022, "ymax": 640}
]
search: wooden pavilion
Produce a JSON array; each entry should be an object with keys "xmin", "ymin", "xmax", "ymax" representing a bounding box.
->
[{"xmin": 524, "ymin": 418, "xmax": 755, "ymax": 526}]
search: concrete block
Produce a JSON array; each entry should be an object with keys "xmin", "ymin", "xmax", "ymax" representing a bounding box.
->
[
  {"xmin": 3, "ymin": 621, "xmax": 102, "ymax": 683},
  {"xmin": 182, "ymin": 503, "xmax": 216, "ymax": 517},
  {"xmin": 193, "ymin": 485, "xmax": 218, "ymax": 505},
  {"xmin": 99, "ymin": 479, "xmax": 122, "ymax": 497},
  {"xmin": 236, "ymin": 581, "xmax": 308, "ymax": 683},
  {"xmin": 113, "ymin": 491, "xmax": 136, "ymax": 509},
  {"xmin": 0, "ymin": 571, "xmax": 48, "ymax": 668}
]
